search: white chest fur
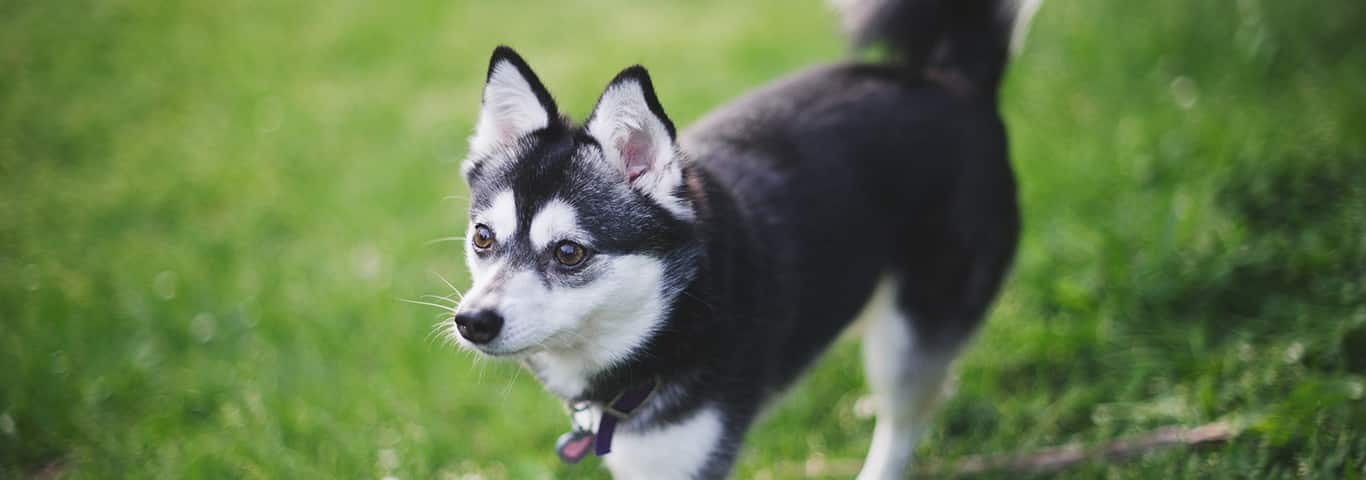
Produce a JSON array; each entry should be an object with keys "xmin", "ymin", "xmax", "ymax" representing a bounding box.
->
[{"xmin": 603, "ymin": 406, "xmax": 724, "ymax": 480}]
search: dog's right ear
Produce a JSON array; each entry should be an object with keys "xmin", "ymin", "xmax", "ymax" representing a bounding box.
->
[{"xmin": 467, "ymin": 46, "xmax": 558, "ymax": 160}]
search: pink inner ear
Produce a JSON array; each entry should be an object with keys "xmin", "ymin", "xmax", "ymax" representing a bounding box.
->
[{"xmin": 618, "ymin": 130, "xmax": 654, "ymax": 183}]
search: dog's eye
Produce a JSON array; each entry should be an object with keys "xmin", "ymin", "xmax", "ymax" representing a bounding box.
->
[
  {"xmin": 472, "ymin": 224, "xmax": 495, "ymax": 250},
  {"xmin": 553, "ymin": 241, "xmax": 588, "ymax": 267}
]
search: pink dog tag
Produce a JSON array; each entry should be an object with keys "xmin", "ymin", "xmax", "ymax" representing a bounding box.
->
[{"xmin": 556, "ymin": 430, "xmax": 595, "ymax": 464}]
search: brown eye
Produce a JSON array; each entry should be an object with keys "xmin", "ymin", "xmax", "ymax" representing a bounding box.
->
[
  {"xmin": 472, "ymin": 224, "xmax": 495, "ymax": 250},
  {"xmin": 553, "ymin": 241, "xmax": 588, "ymax": 267}
]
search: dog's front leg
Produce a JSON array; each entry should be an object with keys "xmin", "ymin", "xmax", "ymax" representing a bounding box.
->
[{"xmin": 602, "ymin": 405, "xmax": 732, "ymax": 479}]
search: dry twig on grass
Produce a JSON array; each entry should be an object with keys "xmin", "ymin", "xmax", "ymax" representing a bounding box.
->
[{"xmin": 773, "ymin": 420, "xmax": 1239, "ymax": 478}]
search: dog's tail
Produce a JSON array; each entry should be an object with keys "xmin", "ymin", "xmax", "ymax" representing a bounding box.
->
[{"xmin": 832, "ymin": 0, "xmax": 1040, "ymax": 94}]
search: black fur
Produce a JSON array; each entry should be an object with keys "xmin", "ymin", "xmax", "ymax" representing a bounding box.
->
[
  {"xmin": 847, "ymin": 0, "xmax": 1018, "ymax": 93},
  {"xmin": 461, "ymin": 1, "xmax": 1022, "ymax": 477}
]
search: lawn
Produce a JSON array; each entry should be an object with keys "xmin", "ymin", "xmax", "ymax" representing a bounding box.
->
[{"xmin": 2, "ymin": 0, "xmax": 1363, "ymax": 478}]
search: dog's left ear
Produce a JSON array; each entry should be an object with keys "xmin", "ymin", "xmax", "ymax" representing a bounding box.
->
[{"xmin": 585, "ymin": 66, "xmax": 690, "ymax": 218}]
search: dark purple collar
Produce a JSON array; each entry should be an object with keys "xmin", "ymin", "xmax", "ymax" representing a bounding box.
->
[{"xmin": 555, "ymin": 378, "xmax": 658, "ymax": 463}]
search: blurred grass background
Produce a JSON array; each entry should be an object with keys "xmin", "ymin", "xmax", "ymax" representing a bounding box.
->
[{"xmin": 2, "ymin": 0, "xmax": 1364, "ymax": 478}]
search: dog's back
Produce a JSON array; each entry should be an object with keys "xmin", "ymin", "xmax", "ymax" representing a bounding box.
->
[
  {"xmin": 669, "ymin": 1, "xmax": 1025, "ymax": 477},
  {"xmin": 680, "ymin": 0, "xmax": 1021, "ymax": 392}
]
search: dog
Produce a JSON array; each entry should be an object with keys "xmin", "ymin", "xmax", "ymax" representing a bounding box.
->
[{"xmin": 445, "ymin": 0, "xmax": 1029, "ymax": 477}]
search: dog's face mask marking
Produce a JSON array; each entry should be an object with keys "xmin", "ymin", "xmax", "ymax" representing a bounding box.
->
[{"xmin": 450, "ymin": 47, "xmax": 698, "ymax": 387}]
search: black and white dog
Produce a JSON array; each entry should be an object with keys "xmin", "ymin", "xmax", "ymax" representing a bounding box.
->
[{"xmin": 446, "ymin": 0, "xmax": 1030, "ymax": 477}]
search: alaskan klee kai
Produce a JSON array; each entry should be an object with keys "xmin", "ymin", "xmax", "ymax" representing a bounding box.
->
[{"xmin": 444, "ymin": 0, "xmax": 1031, "ymax": 477}]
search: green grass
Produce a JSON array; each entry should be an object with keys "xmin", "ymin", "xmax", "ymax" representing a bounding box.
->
[{"xmin": 2, "ymin": 0, "xmax": 1364, "ymax": 478}]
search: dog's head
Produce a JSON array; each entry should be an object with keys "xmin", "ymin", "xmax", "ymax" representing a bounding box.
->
[{"xmin": 448, "ymin": 47, "xmax": 698, "ymax": 369}]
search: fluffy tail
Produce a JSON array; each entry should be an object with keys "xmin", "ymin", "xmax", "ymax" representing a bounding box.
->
[{"xmin": 833, "ymin": 0, "xmax": 1039, "ymax": 94}]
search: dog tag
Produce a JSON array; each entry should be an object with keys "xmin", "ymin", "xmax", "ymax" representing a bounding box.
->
[{"xmin": 556, "ymin": 429, "xmax": 595, "ymax": 464}]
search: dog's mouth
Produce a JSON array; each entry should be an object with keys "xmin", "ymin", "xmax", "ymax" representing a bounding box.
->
[
  {"xmin": 460, "ymin": 333, "xmax": 549, "ymax": 358},
  {"xmin": 474, "ymin": 344, "xmax": 537, "ymax": 358},
  {"xmin": 464, "ymin": 329, "xmax": 581, "ymax": 359}
]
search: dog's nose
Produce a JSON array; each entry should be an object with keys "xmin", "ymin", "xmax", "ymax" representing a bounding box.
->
[{"xmin": 453, "ymin": 310, "xmax": 503, "ymax": 344}]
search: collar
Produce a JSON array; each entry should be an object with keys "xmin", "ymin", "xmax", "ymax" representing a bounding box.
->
[{"xmin": 555, "ymin": 378, "xmax": 658, "ymax": 464}]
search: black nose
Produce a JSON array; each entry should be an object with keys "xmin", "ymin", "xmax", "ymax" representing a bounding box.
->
[{"xmin": 453, "ymin": 310, "xmax": 503, "ymax": 344}]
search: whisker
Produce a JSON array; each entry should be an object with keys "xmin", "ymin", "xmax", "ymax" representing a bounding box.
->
[
  {"xmin": 681, "ymin": 290, "xmax": 716, "ymax": 314},
  {"xmin": 399, "ymin": 298, "xmax": 456, "ymax": 312},
  {"xmin": 502, "ymin": 365, "xmax": 523, "ymax": 397},
  {"xmin": 431, "ymin": 271, "xmax": 465, "ymax": 301},
  {"xmin": 425, "ymin": 236, "xmax": 466, "ymax": 246},
  {"xmin": 441, "ymin": 322, "xmax": 459, "ymax": 345},
  {"xmin": 443, "ymin": 194, "xmax": 468, "ymax": 202},
  {"xmin": 422, "ymin": 294, "xmax": 459, "ymax": 306},
  {"xmin": 425, "ymin": 319, "xmax": 450, "ymax": 346},
  {"xmin": 477, "ymin": 356, "xmax": 488, "ymax": 385}
]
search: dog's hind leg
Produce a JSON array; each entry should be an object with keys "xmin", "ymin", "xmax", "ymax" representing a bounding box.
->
[{"xmin": 856, "ymin": 276, "xmax": 957, "ymax": 480}]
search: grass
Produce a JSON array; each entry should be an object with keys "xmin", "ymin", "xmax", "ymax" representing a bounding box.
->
[{"xmin": 2, "ymin": 0, "xmax": 1364, "ymax": 478}]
